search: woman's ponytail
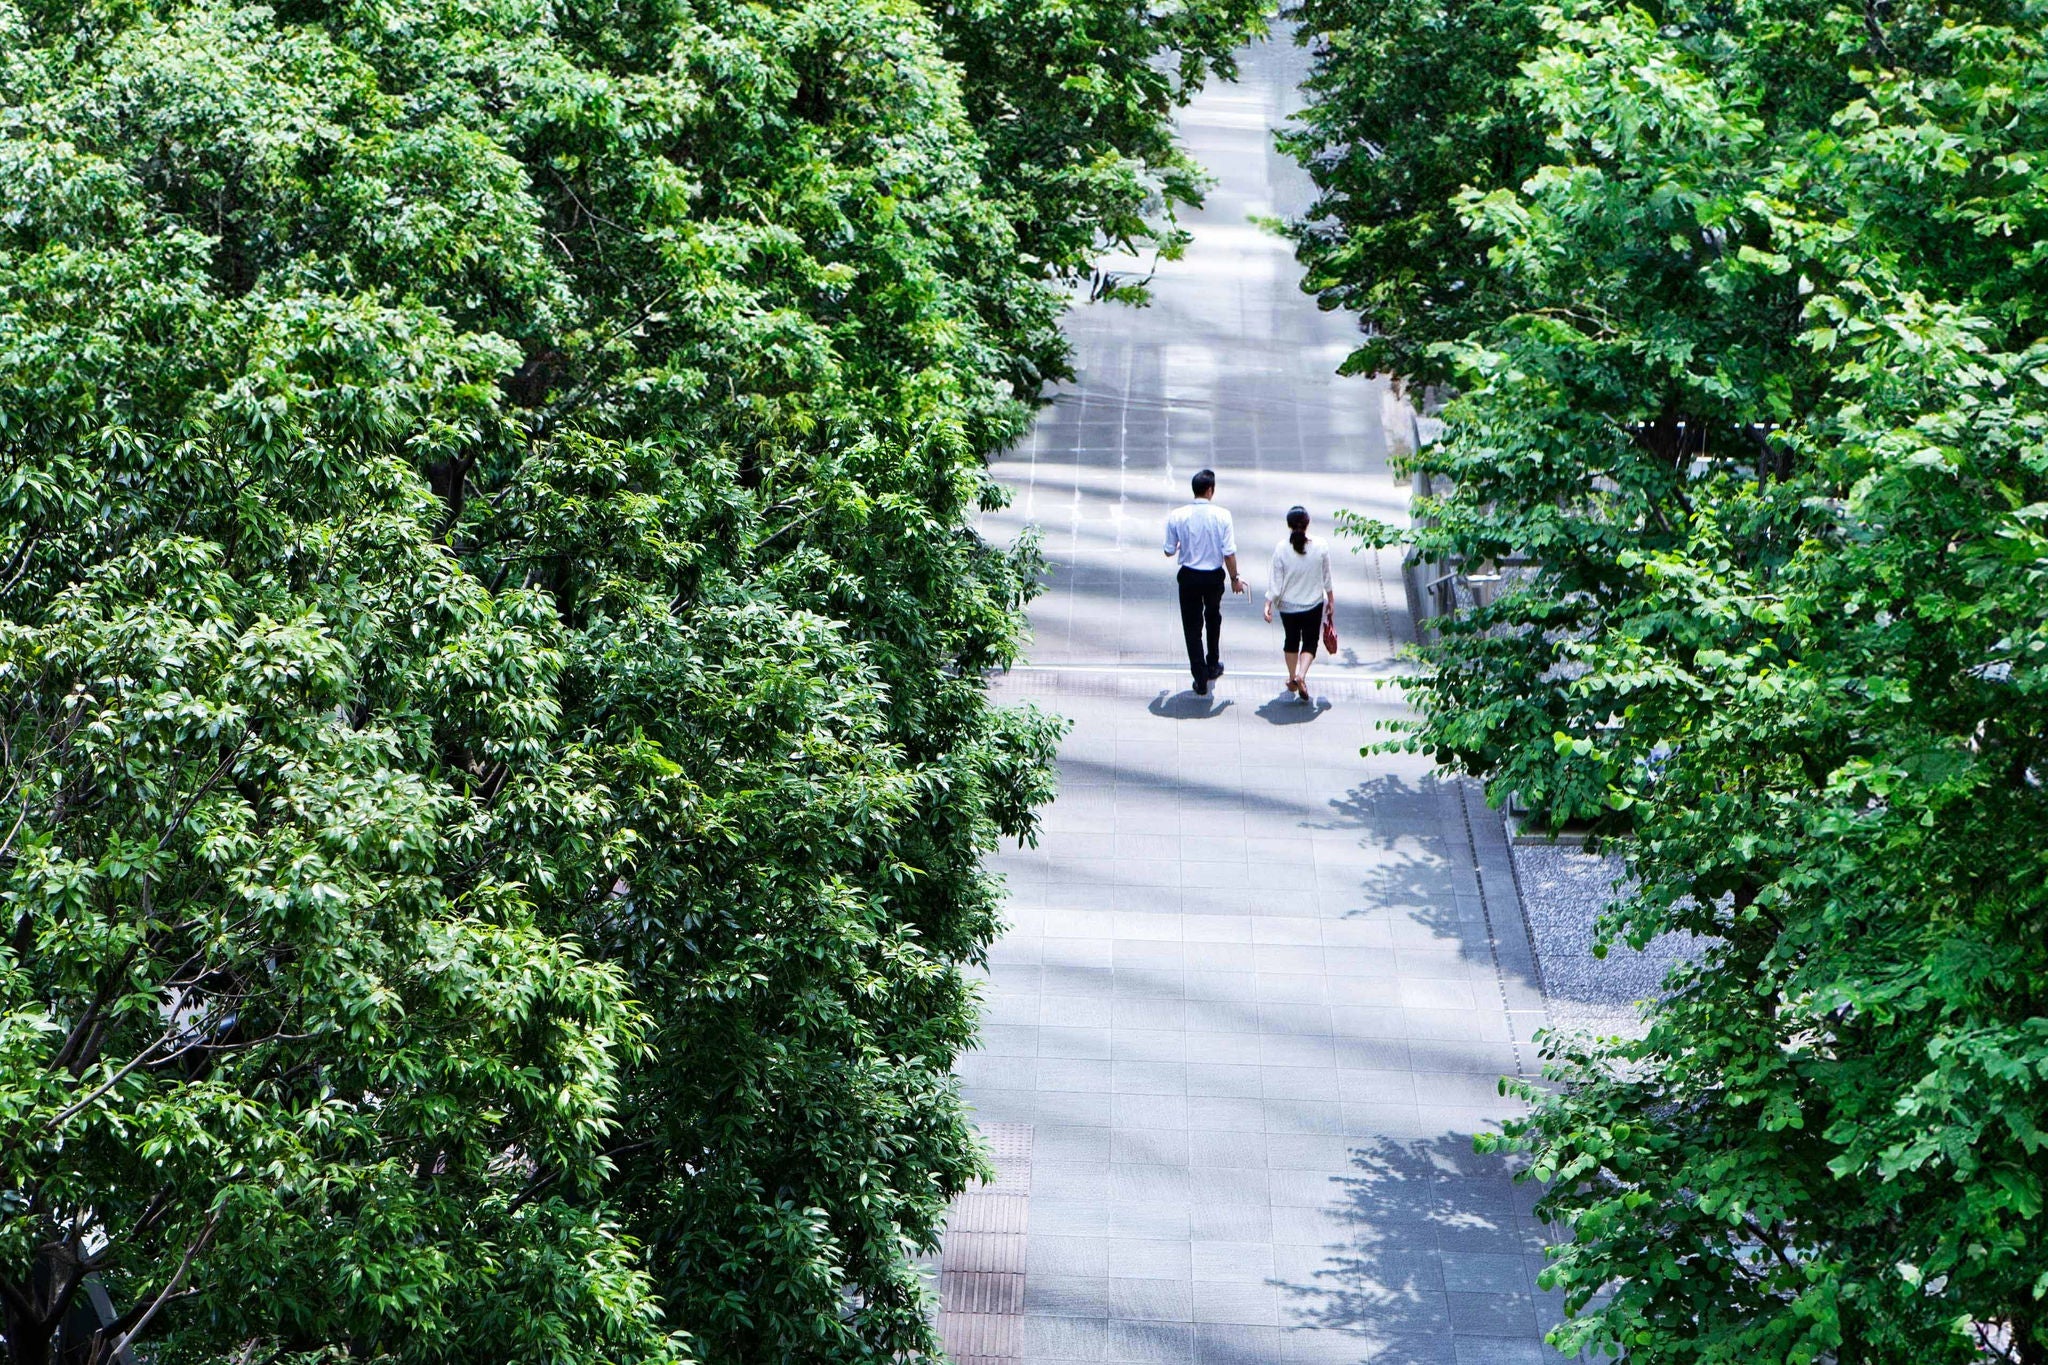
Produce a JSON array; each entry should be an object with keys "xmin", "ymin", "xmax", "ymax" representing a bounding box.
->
[{"xmin": 1286, "ymin": 505, "xmax": 1310, "ymax": 555}]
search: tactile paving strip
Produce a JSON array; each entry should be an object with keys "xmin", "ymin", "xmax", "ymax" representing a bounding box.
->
[{"xmin": 936, "ymin": 1122, "xmax": 1032, "ymax": 1364}]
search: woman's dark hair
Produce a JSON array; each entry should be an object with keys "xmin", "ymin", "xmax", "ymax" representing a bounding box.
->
[{"xmin": 1286, "ymin": 505, "xmax": 1310, "ymax": 555}]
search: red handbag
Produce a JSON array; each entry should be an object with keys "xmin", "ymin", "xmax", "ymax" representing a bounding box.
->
[{"xmin": 1322, "ymin": 606, "xmax": 1339, "ymax": 655}]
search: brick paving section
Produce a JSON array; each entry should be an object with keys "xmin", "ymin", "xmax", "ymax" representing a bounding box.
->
[{"xmin": 956, "ymin": 28, "xmax": 1564, "ymax": 1365}]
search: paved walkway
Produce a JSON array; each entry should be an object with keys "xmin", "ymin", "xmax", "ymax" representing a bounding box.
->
[{"xmin": 955, "ymin": 31, "xmax": 1562, "ymax": 1365}]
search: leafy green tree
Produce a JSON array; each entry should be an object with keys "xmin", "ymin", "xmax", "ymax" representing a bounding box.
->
[
  {"xmin": 1280, "ymin": 0, "xmax": 1547, "ymax": 382},
  {"xmin": 925, "ymin": 0, "xmax": 1271, "ymax": 383},
  {"xmin": 0, "ymin": 0, "xmax": 1253, "ymax": 1360},
  {"xmin": 1288, "ymin": 0, "xmax": 2048, "ymax": 1358}
]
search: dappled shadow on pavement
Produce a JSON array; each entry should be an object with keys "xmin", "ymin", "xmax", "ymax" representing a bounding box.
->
[
  {"xmin": 1312, "ymin": 773, "xmax": 1459, "ymax": 834},
  {"xmin": 1275, "ymin": 1134, "xmax": 1561, "ymax": 1364},
  {"xmin": 1310, "ymin": 774, "xmax": 1467, "ymax": 904},
  {"xmin": 1306, "ymin": 774, "xmax": 1547, "ymax": 993}
]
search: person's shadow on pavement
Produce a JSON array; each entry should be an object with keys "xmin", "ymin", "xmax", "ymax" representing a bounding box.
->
[
  {"xmin": 1256, "ymin": 693, "xmax": 1334, "ymax": 725},
  {"xmin": 1149, "ymin": 690, "xmax": 1233, "ymax": 720}
]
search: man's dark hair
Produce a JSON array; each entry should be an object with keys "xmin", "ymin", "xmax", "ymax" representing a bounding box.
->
[{"xmin": 1191, "ymin": 468, "xmax": 1216, "ymax": 498}]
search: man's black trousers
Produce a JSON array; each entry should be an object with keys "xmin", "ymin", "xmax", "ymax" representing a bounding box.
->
[{"xmin": 1177, "ymin": 566, "xmax": 1225, "ymax": 683}]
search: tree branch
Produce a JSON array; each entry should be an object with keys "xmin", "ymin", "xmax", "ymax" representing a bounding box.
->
[{"xmin": 104, "ymin": 1209, "xmax": 221, "ymax": 1360}]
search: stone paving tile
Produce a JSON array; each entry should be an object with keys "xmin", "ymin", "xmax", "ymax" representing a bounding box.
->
[{"xmin": 956, "ymin": 24, "xmax": 1564, "ymax": 1365}]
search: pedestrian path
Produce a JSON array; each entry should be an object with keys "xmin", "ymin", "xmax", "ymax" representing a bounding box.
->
[{"xmin": 949, "ymin": 30, "xmax": 1563, "ymax": 1365}]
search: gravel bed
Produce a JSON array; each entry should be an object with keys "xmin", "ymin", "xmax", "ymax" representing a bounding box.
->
[{"xmin": 1512, "ymin": 840, "xmax": 1703, "ymax": 1040}]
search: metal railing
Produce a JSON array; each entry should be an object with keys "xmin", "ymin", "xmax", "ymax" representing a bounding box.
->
[{"xmin": 1395, "ymin": 413, "xmax": 1537, "ymax": 643}]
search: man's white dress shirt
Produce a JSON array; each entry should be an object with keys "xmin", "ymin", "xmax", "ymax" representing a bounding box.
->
[{"xmin": 1163, "ymin": 501, "xmax": 1236, "ymax": 570}]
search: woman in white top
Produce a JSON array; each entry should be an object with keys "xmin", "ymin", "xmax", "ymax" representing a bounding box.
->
[{"xmin": 1263, "ymin": 505, "xmax": 1334, "ymax": 699}]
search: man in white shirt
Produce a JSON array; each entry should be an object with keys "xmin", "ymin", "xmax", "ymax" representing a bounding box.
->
[{"xmin": 1162, "ymin": 468, "xmax": 1245, "ymax": 695}]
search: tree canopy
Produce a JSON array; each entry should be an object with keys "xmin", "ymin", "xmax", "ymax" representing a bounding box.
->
[
  {"xmin": 0, "ymin": 0, "xmax": 1265, "ymax": 1361},
  {"xmin": 1287, "ymin": 0, "xmax": 2048, "ymax": 1357}
]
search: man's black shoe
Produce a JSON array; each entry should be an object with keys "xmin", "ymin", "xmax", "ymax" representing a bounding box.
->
[
  {"xmin": 1192, "ymin": 676, "xmax": 1209, "ymax": 696},
  {"xmin": 1209, "ymin": 662, "xmax": 1225, "ymax": 680}
]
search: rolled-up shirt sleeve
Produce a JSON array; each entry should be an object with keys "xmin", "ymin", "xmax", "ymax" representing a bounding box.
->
[
  {"xmin": 1221, "ymin": 511, "xmax": 1237, "ymax": 558},
  {"xmin": 1162, "ymin": 514, "xmax": 1180, "ymax": 556}
]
